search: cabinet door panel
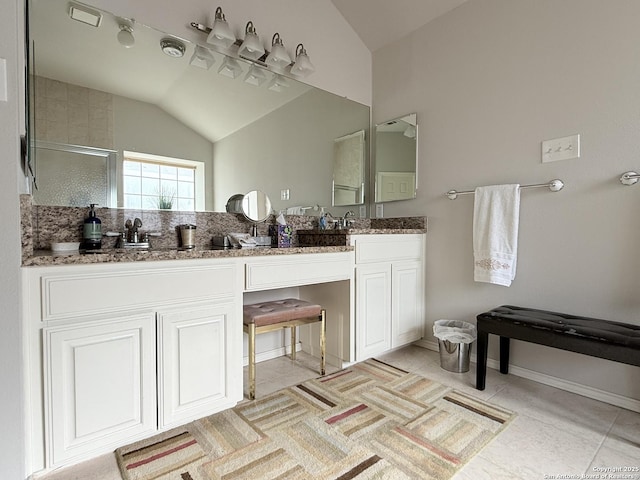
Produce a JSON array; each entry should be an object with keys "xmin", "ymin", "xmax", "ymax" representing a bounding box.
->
[
  {"xmin": 392, "ymin": 260, "xmax": 424, "ymax": 348},
  {"xmin": 158, "ymin": 303, "xmax": 237, "ymax": 428},
  {"xmin": 355, "ymin": 264, "xmax": 391, "ymax": 361},
  {"xmin": 177, "ymin": 320, "xmax": 224, "ymax": 404},
  {"xmin": 44, "ymin": 314, "xmax": 156, "ymax": 465}
]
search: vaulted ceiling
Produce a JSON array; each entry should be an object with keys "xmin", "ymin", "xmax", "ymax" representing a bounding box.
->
[{"xmin": 331, "ymin": 0, "xmax": 469, "ymax": 52}]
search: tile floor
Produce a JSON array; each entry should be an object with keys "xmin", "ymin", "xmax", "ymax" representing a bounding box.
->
[{"xmin": 37, "ymin": 345, "xmax": 640, "ymax": 480}]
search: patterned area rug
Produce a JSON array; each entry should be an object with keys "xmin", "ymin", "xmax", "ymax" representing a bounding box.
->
[{"xmin": 116, "ymin": 359, "xmax": 515, "ymax": 479}]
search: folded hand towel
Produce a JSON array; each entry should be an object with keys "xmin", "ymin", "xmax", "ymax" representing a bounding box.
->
[
  {"xmin": 228, "ymin": 233, "xmax": 257, "ymax": 249},
  {"xmin": 473, "ymin": 184, "xmax": 520, "ymax": 286}
]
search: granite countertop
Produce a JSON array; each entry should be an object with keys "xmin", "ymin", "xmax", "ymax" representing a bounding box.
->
[
  {"xmin": 23, "ymin": 228, "xmax": 427, "ymax": 267},
  {"xmin": 23, "ymin": 245, "xmax": 354, "ymax": 267},
  {"xmin": 297, "ymin": 228, "xmax": 427, "ymax": 235}
]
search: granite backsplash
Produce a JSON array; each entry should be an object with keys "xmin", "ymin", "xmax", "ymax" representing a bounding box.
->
[{"xmin": 20, "ymin": 195, "xmax": 426, "ymax": 261}]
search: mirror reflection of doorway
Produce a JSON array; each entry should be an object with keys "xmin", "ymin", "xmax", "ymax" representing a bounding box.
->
[
  {"xmin": 374, "ymin": 113, "xmax": 418, "ymax": 203},
  {"xmin": 332, "ymin": 130, "xmax": 365, "ymax": 207}
]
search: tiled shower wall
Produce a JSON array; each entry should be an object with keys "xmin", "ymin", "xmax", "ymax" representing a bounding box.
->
[{"xmin": 34, "ymin": 76, "xmax": 114, "ymax": 149}]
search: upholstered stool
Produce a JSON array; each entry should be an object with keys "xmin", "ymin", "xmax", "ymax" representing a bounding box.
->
[{"xmin": 243, "ymin": 298, "xmax": 326, "ymax": 399}]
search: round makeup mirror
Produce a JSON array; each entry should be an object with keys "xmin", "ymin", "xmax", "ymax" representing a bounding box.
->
[{"xmin": 241, "ymin": 190, "xmax": 272, "ymax": 223}]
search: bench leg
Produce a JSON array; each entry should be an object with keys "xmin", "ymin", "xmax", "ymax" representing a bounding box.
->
[
  {"xmin": 320, "ymin": 310, "xmax": 326, "ymax": 376},
  {"xmin": 476, "ymin": 330, "xmax": 488, "ymax": 390},
  {"xmin": 248, "ymin": 323, "xmax": 256, "ymax": 400},
  {"xmin": 500, "ymin": 336, "xmax": 510, "ymax": 374},
  {"xmin": 290, "ymin": 326, "xmax": 296, "ymax": 361}
]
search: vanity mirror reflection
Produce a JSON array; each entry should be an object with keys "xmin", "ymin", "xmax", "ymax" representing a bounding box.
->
[
  {"xmin": 28, "ymin": 0, "xmax": 370, "ymax": 214},
  {"xmin": 374, "ymin": 113, "xmax": 418, "ymax": 203},
  {"xmin": 241, "ymin": 190, "xmax": 272, "ymax": 223},
  {"xmin": 332, "ymin": 130, "xmax": 365, "ymax": 207}
]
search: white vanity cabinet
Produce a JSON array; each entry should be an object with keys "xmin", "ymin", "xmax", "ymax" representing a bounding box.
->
[
  {"xmin": 43, "ymin": 313, "xmax": 157, "ymax": 466},
  {"xmin": 351, "ymin": 234, "xmax": 425, "ymax": 360},
  {"xmin": 23, "ymin": 259, "xmax": 243, "ymax": 471},
  {"xmin": 157, "ymin": 302, "xmax": 236, "ymax": 429}
]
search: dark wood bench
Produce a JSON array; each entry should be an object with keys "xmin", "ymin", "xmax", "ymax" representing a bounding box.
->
[{"xmin": 476, "ymin": 305, "xmax": 640, "ymax": 390}]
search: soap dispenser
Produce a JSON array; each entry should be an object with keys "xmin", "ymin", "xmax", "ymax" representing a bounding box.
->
[{"xmin": 82, "ymin": 204, "xmax": 102, "ymax": 250}]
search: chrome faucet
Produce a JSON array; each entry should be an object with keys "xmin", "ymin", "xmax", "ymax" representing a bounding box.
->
[
  {"xmin": 125, "ymin": 218, "xmax": 143, "ymax": 243},
  {"xmin": 336, "ymin": 211, "xmax": 355, "ymax": 229},
  {"xmin": 343, "ymin": 210, "xmax": 355, "ymax": 228}
]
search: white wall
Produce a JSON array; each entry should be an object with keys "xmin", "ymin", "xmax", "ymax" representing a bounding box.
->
[
  {"xmin": 0, "ymin": 0, "xmax": 27, "ymax": 477},
  {"xmin": 87, "ymin": 0, "xmax": 372, "ymax": 106},
  {"xmin": 213, "ymin": 88, "xmax": 369, "ymax": 213},
  {"xmin": 373, "ymin": 0, "xmax": 640, "ymax": 401}
]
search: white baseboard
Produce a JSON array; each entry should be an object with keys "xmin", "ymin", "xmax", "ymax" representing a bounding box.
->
[
  {"xmin": 417, "ymin": 340, "xmax": 640, "ymax": 413},
  {"xmin": 243, "ymin": 344, "xmax": 300, "ymax": 367}
]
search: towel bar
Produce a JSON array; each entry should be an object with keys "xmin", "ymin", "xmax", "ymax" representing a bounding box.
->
[{"xmin": 446, "ymin": 179, "xmax": 564, "ymax": 200}]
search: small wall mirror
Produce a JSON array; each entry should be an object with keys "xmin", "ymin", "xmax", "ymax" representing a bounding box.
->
[
  {"xmin": 374, "ymin": 113, "xmax": 418, "ymax": 202},
  {"xmin": 241, "ymin": 190, "xmax": 272, "ymax": 223},
  {"xmin": 332, "ymin": 130, "xmax": 366, "ymax": 206}
]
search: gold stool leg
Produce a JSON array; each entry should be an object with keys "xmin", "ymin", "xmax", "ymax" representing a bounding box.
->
[
  {"xmin": 290, "ymin": 326, "xmax": 296, "ymax": 361},
  {"xmin": 248, "ymin": 323, "xmax": 256, "ymax": 400},
  {"xmin": 320, "ymin": 309, "xmax": 326, "ymax": 376}
]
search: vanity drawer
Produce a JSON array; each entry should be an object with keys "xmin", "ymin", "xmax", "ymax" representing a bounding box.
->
[
  {"xmin": 352, "ymin": 234, "xmax": 424, "ymax": 264},
  {"xmin": 244, "ymin": 252, "xmax": 354, "ymax": 291},
  {"xmin": 39, "ymin": 262, "xmax": 237, "ymax": 322}
]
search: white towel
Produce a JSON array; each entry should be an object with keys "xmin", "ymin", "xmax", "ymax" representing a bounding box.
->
[
  {"xmin": 286, "ymin": 206, "xmax": 303, "ymax": 215},
  {"xmin": 228, "ymin": 233, "xmax": 257, "ymax": 248},
  {"xmin": 473, "ymin": 184, "xmax": 520, "ymax": 286}
]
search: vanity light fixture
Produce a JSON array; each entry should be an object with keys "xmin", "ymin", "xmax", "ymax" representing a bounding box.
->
[
  {"xmin": 190, "ymin": 15, "xmax": 316, "ymax": 77},
  {"xmin": 244, "ymin": 64, "xmax": 268, "ymax": 86},
  {"xmin": 117, "ymin": 20, "xmax": 135, "ymax": 48},
  {"xmin": 190, "ymin": 45, "xmax": 216, "ymax": 69},
  {"xmin": 290, "ymin": 43, "xmax": 314, "ymax": 77},
  {"xmin": 267, "ymin": 74, "xmax": 289, "ymax": 92},
  {"xmin": 217, "ymin": 56, "xmax": 244, "ymax": 79},
  {"xmin": 160, "ymin": 38, "xmax": 186, "ymax": 58},
  {"xmin": 238, "ymin": 21, "xmax": 265, "ymax": 61},
  {"xmin": 265, "ymin": 33, "xmax": 291, "ymax": 70},
  {"xmin": 69, "ymin": 3, "xmax": 102, "ymax": 27},
  {"xmin": 207, "ymin": 7, "xmax": 236, "ymax": 49}
]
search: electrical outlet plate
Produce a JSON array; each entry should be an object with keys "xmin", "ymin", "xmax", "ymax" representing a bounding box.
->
[
  {"xmin": 542, "ymin": 134, "xmax": 580, "ymax": 163},
  {"xmin": 359, "ymin": 205, "xmax": 366, "ymax": 218},
  {"xmin": 375, "ymin": 204, "xmax": 383, "ymax": 218}
]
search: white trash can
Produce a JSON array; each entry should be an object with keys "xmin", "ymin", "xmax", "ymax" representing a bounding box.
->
[{"xmin": 433, "ymin": 320, "xmax": 477, "ymax": 373}]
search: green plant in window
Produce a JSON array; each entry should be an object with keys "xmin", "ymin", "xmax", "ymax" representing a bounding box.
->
[{"xmin": 156, "ymin": 185, "xmax": 175, "ymax": 210}]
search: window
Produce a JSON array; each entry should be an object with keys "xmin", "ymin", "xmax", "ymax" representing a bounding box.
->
[{"xmin": 122, "ymin": 152, "xmax": 205, "ymax": 211}]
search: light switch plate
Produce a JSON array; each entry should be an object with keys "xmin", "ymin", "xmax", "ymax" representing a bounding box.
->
[
  {"xmin": 375, "ymin": 204, "xmax": 383, "ymax": 218},
  {"xmin": 542, "ymin": 134, "xmax": 580, "ymax": 163},
  {"xmin": 0, "ymin": 59, "xmax": 7, "ymax": 102},
  {"xmin": 280, "ymin": 189, "xmax": 290, "ymax": 200},
  {"xmin": 359, "ymin": 205, "xmax": 366, "ymax": 218}
]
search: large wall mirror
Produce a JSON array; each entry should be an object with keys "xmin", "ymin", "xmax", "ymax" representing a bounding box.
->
[
  {"xmin": 28, "ymin": 0, "xmax": 370, "ymax": 214},
  {"xmin": 374, "ymin": 113, "xmax": 418, "ymax": 203}
]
